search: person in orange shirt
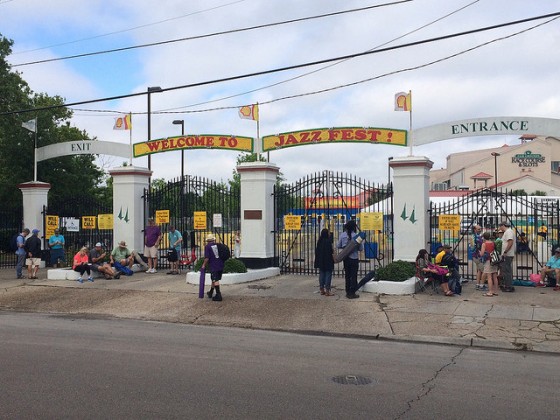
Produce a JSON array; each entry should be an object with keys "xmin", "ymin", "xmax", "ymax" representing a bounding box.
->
[{"xmin": 73, "ymin": 246, "xmax": 93, "ymax": 284}]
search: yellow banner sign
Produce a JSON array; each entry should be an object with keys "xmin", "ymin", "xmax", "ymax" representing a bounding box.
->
[
  {"xmin": 45, "ymin": 215, "xmax": 59, "ymax": 237},
  {"xmin": 155, "ymin": 210, "xmax": 170, "ymax": 225},
  {"xmin": 360, "ymin": 212, "xmax": 383, "ymax": 231},
  {"xmin": 194, "ymin": 211, "xmax": 207, "ymax": 230},
  {"xmin": 82, "ymin": 216, "xmax": 96, "ymax": 230},
  {"xmin": 98, "ymin": 214, "xmax": 113, "ymax": 230},
  {"xmin": 134, "ymin": 135, "xmax": 254, "ymax": 157},
  {"xmin": 262, "ymin": 127, "xmax": 407, "ymax": 152},
  {"xmin": 439, "ymin": 214, "xmax": 461, "ymax": 231},
  {"xmin": 284, "ymin": 215, "xmax": 302, "ymax": 230}
]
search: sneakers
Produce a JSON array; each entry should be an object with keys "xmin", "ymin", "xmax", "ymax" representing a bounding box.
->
[
  {"xmin": 87, "ymin": 277, "xmax": 94, "ymax": 282},
  {"xmin": 145, "ymin": 268, "xmax": 157, "ymax": 274},
  {"xmin": 77, "ymin": 278, "xmax": 83, "ymax": 283},
  {"xmin": 145, "ymin": 268, "xmax": 152, "ymax": 273},
  {"xmin": 475, "ymin": 284, "xmax": 488, "ymax": 291},
  {"xmin": 206, "ymin": 290, "xmax": 214, "ymax": 299},
  {"xmin": 114, "ymin": 271, "xmax": 121, "ymax": 279},
  {"xmin": 212, "ymin": 293, "xmax": 223, "ymax": 302},
  {"xmin": 151, "ymin": 268, "xmax": 157, "ymax": 273},
  {"xmin": 346, "ymin": 293, "xmax": 359, "ymax": 299}
]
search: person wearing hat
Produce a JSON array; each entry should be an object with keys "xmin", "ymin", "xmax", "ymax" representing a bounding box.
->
[
  {"xmin": 498, "ymin": 221, "xmax": 516, "ymax": 292},
  {"xmin": 538, "ymin": 247, "xmax": 560, "ymax": 289},
  {"xmin": 434, "ymin": 244, "xmax": 451, "ymax": 265},
  {"xmin": 110, "ymin": 240, "xmax": 135, "ymax": 270},
  {"xmin": 24, "ymin": 228, "xmax": 42, "ymax": 279},
  {"xmin": 201, "ymin": 234, "xmax": 224, "ymax": 301},
  {"xmin": 90, "ymin": 242, "xmax": 118, "ymax": 279},
  {"xmin": 48, "ymin": 228, "xmax": 66, "ymax": 267}
]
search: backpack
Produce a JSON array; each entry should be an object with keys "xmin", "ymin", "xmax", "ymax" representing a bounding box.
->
[
  {"xmin": 216, "ymin": 243, "xmax": 231, "ymax": 262},
  {"xmin": 10, "ymin": 233, "xmax": 19, "ymax": 252}
]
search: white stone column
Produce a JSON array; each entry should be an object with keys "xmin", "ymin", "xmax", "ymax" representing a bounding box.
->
[
  {"xmin": 237, "ymin": 162, "xmax": 279, "ymax": 269},
  {"xmin": 109, "ymin": 166, "xmax": 151, "ymax": 253},
  {"xmin": 18, "ymin": 181, "xmax": 51, "ymax": 233},
  {"xmin": 390, "ymin": 156, "xmax": 433, "ymax": 262}
]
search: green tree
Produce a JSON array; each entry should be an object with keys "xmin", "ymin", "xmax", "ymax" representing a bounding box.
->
[{"xmin": 0, "ymin": 34, "xmax": 106, "ymax": 210}]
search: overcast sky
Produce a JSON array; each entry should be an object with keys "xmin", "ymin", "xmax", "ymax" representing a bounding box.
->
[{"xmin": 2, "ymin": 0, "xmax": 559, "ymax": 184}]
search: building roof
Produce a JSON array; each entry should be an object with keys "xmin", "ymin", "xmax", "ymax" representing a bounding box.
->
[{"xmin": 471, "ymin": 172, "xmax": 493, "ymax": 180}]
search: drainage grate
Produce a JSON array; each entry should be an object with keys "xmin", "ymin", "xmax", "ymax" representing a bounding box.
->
[{"xmin": 331, "ymin": 375, "xmax": 375, "ymax": 386}]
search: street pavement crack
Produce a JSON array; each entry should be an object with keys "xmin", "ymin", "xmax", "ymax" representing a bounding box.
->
[{"xmin": 394, "ymin": 347, "xmax": 466, "ymax": 420}]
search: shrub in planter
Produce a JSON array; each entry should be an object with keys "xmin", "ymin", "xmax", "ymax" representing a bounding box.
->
[
  {"xmin": 375, "ymin": 260, "xmax": 415, "ymax": 282},
  {"xmin": 194, "ymin": 258, "xmax": 247, "ymax": 274}
]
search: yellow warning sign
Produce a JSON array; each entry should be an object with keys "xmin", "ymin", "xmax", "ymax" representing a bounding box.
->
[
  {"xmin": 82, "ymin": 216, "xmax": 96, "ymax": 230},
  {"xmin": 45, "ymin": 215, "xmax": 59, "ymax": 237},
  {"xmin": 284, "ymin": 215, "xmax": 302, "ymax": 230},
  {"xmin": 155, "ymin": 210, "xmax": 170, "ymax": 224},
  {"xmin": 194, "ymin": 211, "xmax": 207, "ymax": 230},
  {"xmin": 360, "ymin": 212, "xmax": 383, "ymax": 231},
  {"xmin": 439, "ymin": 214, "xmax": 460, "ymax": 231}
]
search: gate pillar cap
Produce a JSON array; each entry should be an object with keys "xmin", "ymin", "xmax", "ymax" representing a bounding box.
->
[
  {"xmin": 237, "ymin": 162, "xmax": 279, "ymax": 173},
  {"xmin": 389, "ymin": 156, "xmax": 433, "ymax": 169},
  {"xmin": 18, "ymin": 181, "xmax": 51, "ymax": 190},
  {"xmin": 109, "ymin": 166, "xmax": 152, "ymax": 177}
]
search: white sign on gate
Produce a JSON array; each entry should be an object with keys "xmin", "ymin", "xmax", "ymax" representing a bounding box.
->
[{"xmin": 62, "ymin": 217, "xmax": 80, "ymax": 232}]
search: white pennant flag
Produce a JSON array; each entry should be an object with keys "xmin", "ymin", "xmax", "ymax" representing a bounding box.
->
[{"xmin": 22, "ymin": 118, "xmax": 37, "ymax": 133}]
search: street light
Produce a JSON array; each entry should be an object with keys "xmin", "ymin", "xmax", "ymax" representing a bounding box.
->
[
  {"xmin": 387, "ymin": 156, "xmax": 394, "ymax": 191},
  {"xmin": 172, "ymin": 120, "xmax": 185, "ymax": 179},
  {"xmin": 491, "ymin": 152, "xmax": 500, "ymax": 194},
  {"xmin": 147, "ymin": 86, "xmax": 162, "ymax": 175}
]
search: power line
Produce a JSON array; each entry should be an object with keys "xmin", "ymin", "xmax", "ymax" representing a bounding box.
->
[
  {"xmin": 10, "ymin": 0, "xmax": 248, "ymax": 56},
  {"xmin": 3, "ymin": 12, "xmax": 559, "ymax": 117},
  {"xmin": 10, "ymin": 1, "xmax": 413, "ymax": 67}
]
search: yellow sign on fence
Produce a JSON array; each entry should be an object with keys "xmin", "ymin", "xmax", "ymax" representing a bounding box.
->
[
  {"xmin": 439, "ymin": 214, "xmax": 460, "ymax": 231},
  {"xmin": 155, "ymin": 210, "xmax": 170, "ymax": 224},
  {"xmin": 98, "ymin": 214, "xmax": 113, "ymax": 230},
  {"xmin": 82, "ymin": 216, "xmax": 96, "ymax": 230},
  {"xmin": 45, "ymin": 215, "xmax": 59, "ymax": 237},
  {"xmin": 194, "ymin": 211, "xmax": 207, "ymax": 230},
  {"xmin": 284, "ymin": 215, "xmax": 302, "ymax": 230},
  {"xmin": 360, "ymin": 212, "xmax": 383, "ymax": 231}
]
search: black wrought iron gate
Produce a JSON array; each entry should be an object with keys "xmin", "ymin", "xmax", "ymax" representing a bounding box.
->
[
  {"xmin": 144, "ymin": 176, "xmax": 240, "ymax": 268},
  {"xmin": 429, "ymin": 188, "xmax": 560, "ymax": 281},
  {"xmin": 274, "ymin": 171, "xmax": 393, "ymax": 277}
]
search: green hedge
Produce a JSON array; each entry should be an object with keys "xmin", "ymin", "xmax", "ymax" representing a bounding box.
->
[{"xmin": 375, "ymin": 260, "xmax": 415, "ymax": 282}]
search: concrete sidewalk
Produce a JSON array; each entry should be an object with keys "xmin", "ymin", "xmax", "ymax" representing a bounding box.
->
[{"xmin": 0, "ymin": 268, "xmax": 559, "ymax": 353}]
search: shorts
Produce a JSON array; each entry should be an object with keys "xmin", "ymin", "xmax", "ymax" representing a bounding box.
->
[
  {"xmin": 167, "ymin": 249, "xmax": 178, "ymax": 262},
  {"xmin": 144, "ymin": 245, "xmax": 158, "ymax": 258},
  {"xmin": 91, "ymin": 263, "xmax": 102, "ymax": 272},
  {"xmin": 26, "ymin": 257, "xmax": 41, "ymax": 267},
  {"xmin": 473, "ymin": 257, "xmax": 484, "ymax": 272},
  {"xmin": 210, "ymin": 271, "xmax": 223, "ymax": 282}
]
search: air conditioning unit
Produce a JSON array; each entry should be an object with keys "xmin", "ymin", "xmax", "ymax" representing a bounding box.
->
[
  {"xmin": 432, "ymin": 183, "xmax": 448, "ymax": 191},
  {"xmin": 457, "ymin": 185, "xmax": 470, "ymax": 191}
]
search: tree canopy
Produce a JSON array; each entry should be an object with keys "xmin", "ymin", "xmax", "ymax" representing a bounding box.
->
[{"xmin": 0, "ymin": 34, "xmax": 106, "ymax": 211}]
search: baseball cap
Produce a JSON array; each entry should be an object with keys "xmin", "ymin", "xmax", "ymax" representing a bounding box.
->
[
  {"xmin": 32, "ymin": 229, "xmax": 39, "ymax": 234},
  {"xmin": 95, "ymin": 242, "xmax": 102, "ymax": 247}
]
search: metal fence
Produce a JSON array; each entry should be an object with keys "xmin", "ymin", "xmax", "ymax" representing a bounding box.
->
[
  {"xmin": 43, "ymin": 196, "xmax": 113, "ymax": 266},
  {"xmin": 144, "ymin": 176, "xmax": 240, "ymax": 269},
  {"xmin": 429, "ymin": 188, "xmax": 560, "ymax": 281},
  {"xmin": 274, "ymin": 171, "xmax": 393, "ymax": 277},
  {"xmin": 0, "ymin": 206, "xmax": 23, "ymax": 268}
]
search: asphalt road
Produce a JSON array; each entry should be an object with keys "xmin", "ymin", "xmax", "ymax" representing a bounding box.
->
[{"xmin": 1, "ymin": 312, "xmax": 559, "ymax": 419}]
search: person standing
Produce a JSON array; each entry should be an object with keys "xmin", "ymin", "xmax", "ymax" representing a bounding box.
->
[
  {"xmin": 24, "ymin": 229, "xmax": 41, "ymax": 279},
  {"xmin": 499, "ymin": 221, "xmax": 516, "ymax": 292},
  {"xmin": 15, "ymin": 228, "xmax": 30, "ymax": 279},
  {"xmin": 48, "ymin": 228, "xmax": 66, "ymax": 267},
  {"xmin": 480, "ymin": 232, "xmax": 499, "ymax": 297},
  {"xmin": 315, "ymin": 228, "xmax": 335, "ymax": 296},
  {"xmin": 167, "ymin": 226, "xmax": 183, "ymax": 275},
  {"xmin": 336, "ymin": 220, "xmax": 363, "ymax": 299},
  {"xmin": 202, "ymin": 234, "xmax": 225, "ymax": 302},
  {"xmin": 144, "ymin": 218, "xmax": 161, "ymax": 273},
  {"xmin": 73, "ymin": 246, "xmax": 93, "ymax": 283},
  {"xmin": 470, "ymin": 225, "xmax": 485, "ymax": 291}
]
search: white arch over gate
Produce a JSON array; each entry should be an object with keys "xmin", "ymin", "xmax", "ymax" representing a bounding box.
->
[
  {"xmin": 36, "ymin": 140, "xmax": 130, "ymax": 161},
  {"xmin": 413, "ymin": 116, "xmax": 560, "ymax": 146}
]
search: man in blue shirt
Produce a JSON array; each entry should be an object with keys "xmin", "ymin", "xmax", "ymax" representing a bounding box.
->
[
  {"xmin": 15, "ymin": 228, "xmax": 30, "ymax": 279},
  {"xmin": 49, "ymin": 228, "xmax": 66, "ymax": 267},
  {"xmin": 539, "ymin": 247, "xmax": 560, "ymax": 287},
  {"xmin": 167, "ymin": 226, "xmax": 183, "ymax": 275}
]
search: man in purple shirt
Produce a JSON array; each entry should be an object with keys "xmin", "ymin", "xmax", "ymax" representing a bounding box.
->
[
  {"xmin": 144, "ymin": 218, "xmax": 162, "ymax": 273},
  {"xmin": 202, "ymin": 234, "xmax": 225, "ymax": 301}
]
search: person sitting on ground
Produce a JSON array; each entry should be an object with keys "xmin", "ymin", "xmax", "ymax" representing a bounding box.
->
[
  {"xmin": 110, "ymin": 240, "xmax": 136, "ymax": 270},
  {"xmin": 539, "ymin": 247, "xmax": 560, "ymax": 288},
  {"xmin": 73, "ymin": 246, "xmax": 93, "ymax": 283},
  {"xmin": 416, "ymin": 248, "xmax": 453, "ymax": 295},
  {"xmin": 90, "ymin": 242, "xmax": 118, "ymax": 279}
]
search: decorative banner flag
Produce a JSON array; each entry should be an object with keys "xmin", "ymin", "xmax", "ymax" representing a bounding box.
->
[
  {"xmin": 238, "ymin": 104, "xmax": 259, "ymax": 121},
  {"xmin": 113, "ymin": 114, "xmax": 132, "ymax": 130},
  {"xmin": 22, "ymin": 118, "xmax": 37, "ymax": 132},
  {"xmin": 394, "ymin": 92, "xmax": 412, "ymax": 112}
]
